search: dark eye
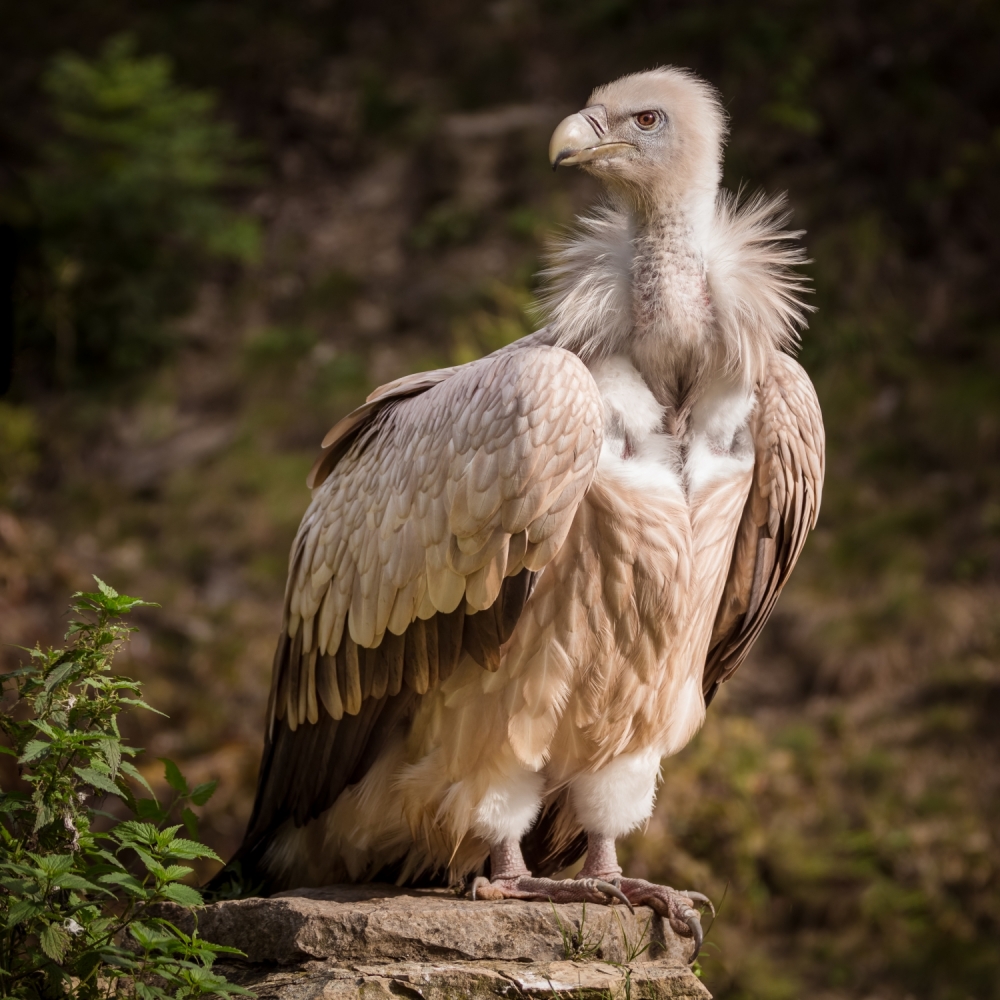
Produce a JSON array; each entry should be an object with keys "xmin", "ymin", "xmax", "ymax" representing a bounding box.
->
[{"xmin": 634, "ymin": 111, "xmax": 659, "ymax": 130}]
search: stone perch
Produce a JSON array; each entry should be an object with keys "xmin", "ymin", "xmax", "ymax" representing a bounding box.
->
[{"xmin": 175, "ymin": 885, "xmax": 711, "ymax": 998}]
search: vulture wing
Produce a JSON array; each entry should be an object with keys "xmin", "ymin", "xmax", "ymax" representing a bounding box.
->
[
  {"xmin": 703, "ymin": 352, "xmax": 824, "ymax": 702},
  {"xmin": 232, "ymin": 345, "xmax": 604, "ymax": 880}
]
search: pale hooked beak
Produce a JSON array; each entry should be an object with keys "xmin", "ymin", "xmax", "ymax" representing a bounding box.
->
[{"xmin": 549, "ymin": 105, "xmax": 633, "ymax": 169}]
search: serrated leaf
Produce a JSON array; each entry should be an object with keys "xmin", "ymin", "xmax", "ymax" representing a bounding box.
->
[
  {"xmin": 43, "ymin": 659, "xmax": 78, "ymax": 692},
  {"xmin": 89, "ymin": 849, "xmax": 126, "ymax": 870},
  {"xmin": 19, "ymin": 739, "xmax": 49, "ymax": 764},
  {"xmin": 160, "ymin": 758, "xmax": 189, "ymax": 795},
  {"xmin": 190, "ymin": 780, "xmax": 217, "ymax": 806},
  {"xmin": 161, "ymin": 864, "xmax": 195, "ymax": 882},
  {"xmin": 40, "ymin": 921, "xmax": 71, "ymax": 962},
  {"xmin": 120, "ymin": 698, "xmax": 167, "ymax": 716},
  {"xmin": 31, "ymin": 853, "xmax": 75, "ymax": 876},
  {"xmin": 134, "ymin": 847, "xmax": 167, "ymax": 878},
  {"xmin": 99, "ymin": 871, "xmax": 147, "ymax": 896},
  {"xmin": 160, "ymin": 882, "xmax": 204, "ymax": 907},
  {"xmin": 163, "ymin": 838, "xmax": 221, "ymax": 862},
  {"xmin": 120, "ymin": 760, "xmax": 156, "ymax": 795},
  {"xmin": 94, "ymin": 576, "xmax": 119, "ymax": 600},
  {"xmin": 74, "ymin": 766, "xmax": 123, "ymax": 798},
  {"xmin": 116, "ymin": 819, "xmax": 160, "ymax": 844},
  {"xmin": 5, "ymin": 899, "xmax": 44, "ymax": 929},
  {"xmin": 98, "ymin": 737, "xmax": 122, "ymax": 778},
  {"xmin": 52, "ymin": 873, "xmax": 103, "ymax": 892},
  {"xmin": 33, "ymin": 802, "xmax": 55, "ymax": 832}
]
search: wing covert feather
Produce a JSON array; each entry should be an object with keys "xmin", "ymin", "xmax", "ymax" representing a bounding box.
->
[{"xmin": 286, "ymin": 345, "xmax": 602, "ymax": 699}]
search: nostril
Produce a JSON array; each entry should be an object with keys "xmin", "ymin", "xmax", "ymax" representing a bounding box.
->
[{"xmin": 579, "ymin": 104, "xmax": 608, "ymax": 137}]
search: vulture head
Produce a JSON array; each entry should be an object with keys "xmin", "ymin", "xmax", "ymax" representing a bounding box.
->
[{"xmin": 549, "ymin": 68, "xmax": 726, "ymax": 216}]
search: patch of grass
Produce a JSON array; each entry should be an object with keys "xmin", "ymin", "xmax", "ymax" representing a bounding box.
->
[{"xmin": 552, "ymin": 901, "xmax": 605, "ymax": 961}]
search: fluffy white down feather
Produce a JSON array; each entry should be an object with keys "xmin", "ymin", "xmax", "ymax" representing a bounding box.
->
[{"xmin": 569, "ymin": 747, "xmax": 663, "ymax": 839}]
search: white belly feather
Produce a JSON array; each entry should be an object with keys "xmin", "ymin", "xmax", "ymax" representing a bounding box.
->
[{"xmin": 589, "ymin": 354, "xmax": 755, "ymax": 502}]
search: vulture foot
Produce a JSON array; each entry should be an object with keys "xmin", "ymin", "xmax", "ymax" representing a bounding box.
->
[
  {"xmin": 615, "ymin": 878, "xmax": 713, "ymax": 960},
  {"xmin": 469, "ymin": 874, "xmax": 632, "ymax": 909}
]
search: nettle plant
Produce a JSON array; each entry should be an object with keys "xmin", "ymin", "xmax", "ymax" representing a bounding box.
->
[{"xmin": 0, "ymin": 579, "xmax": 250, "ymax": 1000}]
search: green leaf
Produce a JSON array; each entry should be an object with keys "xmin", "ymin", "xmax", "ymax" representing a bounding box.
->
[
  {"xmin": 135, "ymin": 796, "xmax": 168, "ymax": 823},
  {"xmin": 163, "ymin": 838, "xmax": 221, "ymax": 862},
  {"xmin": 43, "ymin": 659, "xmax": 79, "ymax": 692},
  {"xmin": 160, "ymin": 758, "xmax": 190, "ymax": 795},
  {"xmin": 88, "ymin": 848, "xmax": 126, "ymax": 870},
  {"xmin": 120, "ymin": 759, "xmax": 156, "ymax": 795},
  {"xmin": 6, "ymin": 899, "xmax": 44, "ymax": 929},
  {"xmin": 134, "ymin": 846, "xmax": 167, "ymax": 878},
  {"xmin": 99, "ymin": 871, "xmax": 148, "ymax": 896},
  {"xmin": 160, "ymin": 882, "xmax": 204, "ymax": 907},
  {"xmin": 40, "ymin": 921, "xmax": 72, "ymax": 962},
  {"xmin": 116, "ymin": 819, "xmax": 160, "ymax": 845},
  {"xmin": 74, "ymin": 766, "xmax": 123, "ymax": 798},
  {"xmin": 33, "ymin": 800, "xmax": 55, "ymax": 832},
  {"xmin": 120, "ymin": 697, "xmax": 168, "ymax": 716},
  {"xmin": 94, "ymin": 576, "xmax": 119, "ymax": 600},
  {"xmin": 182, "ymin": 807, "xmax": 199, "ymax": 839},
  {"xmin": 160, "ymin": 864, "xmax": 195, "ymax": 882},
  {"xmin": 98, "ymin": 736, "xmax": 122, "ymax": 778},
  {"xmin": 52, "ymin": 872, "xmax": 104, "ymax": 892},
  {"xmin": 0, "ymin": 791, "xmax": 30, "ymax": 813},
  {"xmin": 135, "ymin": 983, "xmax": 168, "ymax": 1000},
  {"xmin": 19, "ymin": 739, "xmax": 50, "ymax": 763},
  {"xmin": 31, "ymin": 852, "xmax": 76, "ymax": 876},
  {"xmin": 190, "ymin": 780, "xmax": 217, "ymax": 806}
]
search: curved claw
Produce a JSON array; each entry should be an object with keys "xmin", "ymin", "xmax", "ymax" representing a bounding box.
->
[
  {"xmin": 682, "ymin": 908, "xmax": 704, "ymax": 963},
  {"xmin": 680, "ymin": 889, "xmax": 715, "ymax": 918},
  {"xmin": 591, "ymin": 878, "xmax": 634, "ymax": 913}
]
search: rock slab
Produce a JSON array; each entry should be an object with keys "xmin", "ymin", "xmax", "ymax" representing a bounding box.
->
[{"xmin": 180, "ymin": 885, "xmax": 711, "ymax": 998}]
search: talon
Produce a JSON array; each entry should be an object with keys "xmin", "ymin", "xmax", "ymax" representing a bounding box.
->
[
  {"xmin": 593, "ymin": 878, "xmax": 634, "ymax": 912},
  {"xmin": 680, "ymin": 889, "xmax": 715, "ymax": 918},
  {"xmin": 682, "ymin": 908, "xmax": 703, "ymax": 963},
  {"xmin": 470, "ymin": 876, "xmax": 506, "ymax": 901}
]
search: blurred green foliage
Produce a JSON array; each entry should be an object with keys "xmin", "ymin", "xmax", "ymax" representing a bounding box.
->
[
  {"xmin": 451, "ymin": 281, "xmax": 535, "ymax": 365},
  {"xmin": 0, "ymin": 403, "xmax": 38, "ymax": 507},
  {"xmin": 13, "ymin": 35, "xmax": 259, "ymax": 387}
]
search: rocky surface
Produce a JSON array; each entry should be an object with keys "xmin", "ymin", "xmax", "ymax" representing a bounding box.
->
[{"xmin": 177, "ymin": 885, "xmax": 710, "ymax": 998}]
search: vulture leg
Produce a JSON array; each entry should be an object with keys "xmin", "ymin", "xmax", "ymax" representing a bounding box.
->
[
  {"xmin": 470, "ymin": 838, "xmax": 630, "ymax": 909},
  {"xmin": 576, "ymin": 833, "xmax": 713, "ymax": 961},
  {"xmin": 470, "ymin": 834, "xmax": 712, "ymax": 964}
]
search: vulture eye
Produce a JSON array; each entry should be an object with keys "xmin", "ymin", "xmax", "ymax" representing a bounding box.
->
[{"xmin": 634, "ymin": 110, "xmax": 660, "ymax": 130}]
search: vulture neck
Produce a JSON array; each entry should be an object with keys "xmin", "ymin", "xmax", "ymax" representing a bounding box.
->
[{"xmin": 624, "ymin": 190, "xmax": 721, "ymax": 410}]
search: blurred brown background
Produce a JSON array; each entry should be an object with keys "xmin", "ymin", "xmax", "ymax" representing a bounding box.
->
[{"xmin": 1, "ymin": 2, "xmax": 999, "ymax": 997}]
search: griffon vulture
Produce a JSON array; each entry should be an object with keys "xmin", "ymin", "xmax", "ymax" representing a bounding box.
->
[{"xmin": 215, "ymin": 68, "xmax": 824, "ymax": 953}]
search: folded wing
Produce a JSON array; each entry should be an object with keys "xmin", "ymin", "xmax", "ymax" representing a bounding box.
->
[
  {"xmin": 237, "ymin": 345, "xmax": 604, "ymax": 873},
  {"xmin": 703, "ymin": 352, "xmax": 825, "ymax": 701}
]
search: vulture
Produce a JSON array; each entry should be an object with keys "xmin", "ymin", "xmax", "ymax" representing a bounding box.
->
[{"xmin": 214, "ymin": 67, "xmax": 824, "ymax": 953}]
